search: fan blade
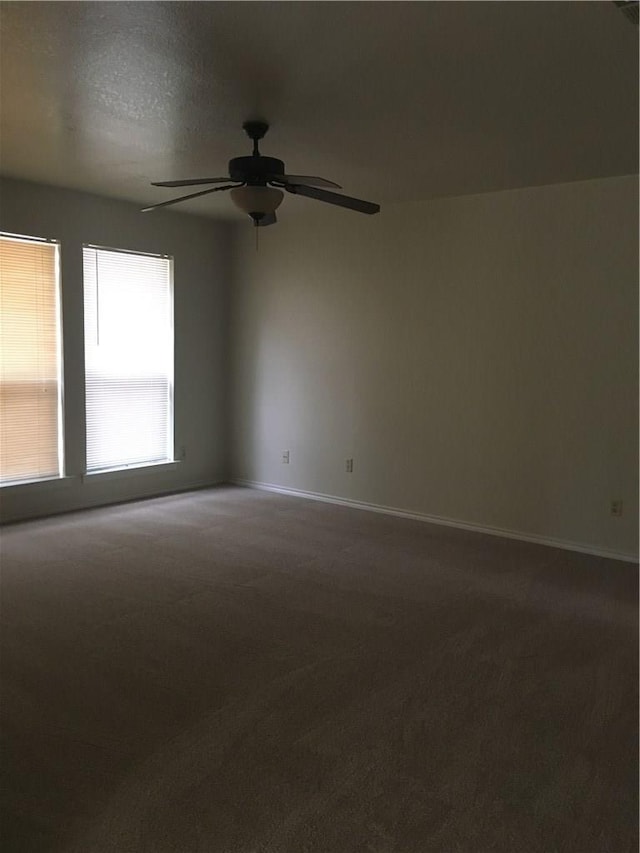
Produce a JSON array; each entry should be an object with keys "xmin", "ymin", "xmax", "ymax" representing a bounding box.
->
[
  {"xmin": 257, "ymin": 212, "xmax": 277, "ymax": 227},
  {"xmin": 141, "ymin": 184, "xmax": 240, "ymax": 212},
  {"xmin": 285, "ymin": 184, "xmax": 379, "ymax": 215},
  {"xmin": 269, "ymin": 174, "xmax": 342, "ymax": 189},
  {"xmin": 151, "ymin": 178, "xmax": 231, "ymax": 187}
]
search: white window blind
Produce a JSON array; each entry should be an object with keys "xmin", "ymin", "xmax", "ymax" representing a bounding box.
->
[
  {"xmin": 0, "ymin": 234, "xmax": 63, "ymax": 485},
  {"xmin": 83, "ymin": 246, "xmax": 173, "ymax": 473}
]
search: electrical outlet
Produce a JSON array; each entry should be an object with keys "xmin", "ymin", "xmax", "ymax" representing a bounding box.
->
[
  {"xmin": 610, "ymin": 499, "xmax": 623, "ymax": 517},
  {"xmin": 282, "ymin": 450, "xmax": 290, "ymax": 464},
  {"xmin": 346, "ymin": 458, "xmax": 353, "ymax": 473}
]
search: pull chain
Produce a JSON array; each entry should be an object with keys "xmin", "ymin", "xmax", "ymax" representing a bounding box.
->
[{"xmin": 255, "ymin": 223, "xmax": 259, "ymax": 252}]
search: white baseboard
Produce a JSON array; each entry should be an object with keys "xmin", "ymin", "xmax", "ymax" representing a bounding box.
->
[{"xmin": 231, "ymin": 478, "xmax": 639, "ymax": 564}]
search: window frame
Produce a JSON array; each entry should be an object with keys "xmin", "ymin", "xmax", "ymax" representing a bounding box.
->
[
  {"xmin": 0, "ymin": 231, "xmax": 65, "ymax": 487},
  {"xmin": 81, "ymin": 243, "xmax": 175, "ymax": 476}
]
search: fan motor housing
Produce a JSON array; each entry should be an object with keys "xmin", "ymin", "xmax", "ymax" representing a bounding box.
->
[{"xmin": 229, "ymin": 156, "xmax": 285, "ymax": 185}]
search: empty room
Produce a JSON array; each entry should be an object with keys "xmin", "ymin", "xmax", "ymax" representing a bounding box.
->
[{"xmin": 0, "ymin": 2, "xmax": 638, "ymax": 852}]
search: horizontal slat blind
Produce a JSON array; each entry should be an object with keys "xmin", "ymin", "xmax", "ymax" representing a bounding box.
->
[
  {"xmin": 83, "ymin": 247, "xmax": 173, "ymax": 472},
  {"xmin": 0, "ymin": 235, "xmax": 61, "ymax": 484}
]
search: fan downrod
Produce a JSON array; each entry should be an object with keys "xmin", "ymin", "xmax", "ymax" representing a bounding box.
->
[{"xmin": 243, "ymin": 120, "xmax": 269, "ymax": 156}]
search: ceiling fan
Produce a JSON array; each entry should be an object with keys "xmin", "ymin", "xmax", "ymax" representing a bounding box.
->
[{"xmin": 142, "ymin": 120, "xmax": 380, "ymax": 226}]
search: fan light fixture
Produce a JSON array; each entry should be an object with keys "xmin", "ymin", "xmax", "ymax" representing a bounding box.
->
[{"xmin": 230, "ymin": 186, "xmax": 284, "ymax": 223}]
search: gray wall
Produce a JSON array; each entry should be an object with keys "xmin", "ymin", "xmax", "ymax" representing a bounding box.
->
[
  {"xmin": 231, "ymin": 176, "xmax": 639, "ymax": 560},
  {"xmin": 0, "ymin": 177, "xmax": 232, "ymax": 521},
  {"xmin": 3, "ymin": 175, "xmax": 637, "ymax": 559}
]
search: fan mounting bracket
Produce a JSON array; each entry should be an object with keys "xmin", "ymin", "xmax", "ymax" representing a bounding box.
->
[{"xmin": 243, "ymin": 120, "xmax": 269, "ymax": 142}]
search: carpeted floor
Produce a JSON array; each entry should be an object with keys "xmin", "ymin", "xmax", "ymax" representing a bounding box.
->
[{"xmin": 1, "ymin": 485, "xmax": 637, "ymax": 853}]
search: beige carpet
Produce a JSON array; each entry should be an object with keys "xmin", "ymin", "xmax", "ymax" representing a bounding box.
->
[{"xmin": 1, "ymin": 485, "xmax": 637, "ymax": 853}]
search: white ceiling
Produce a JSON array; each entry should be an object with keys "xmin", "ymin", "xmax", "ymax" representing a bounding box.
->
[{"xmin": 0, "ymin": 1, "xmax": 637, "ymax": 221}]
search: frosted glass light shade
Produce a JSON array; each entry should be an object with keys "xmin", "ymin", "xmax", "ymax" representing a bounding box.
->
[{"xmin": 230, "ymin": 186, "xmax": 284, "ymax": 216}]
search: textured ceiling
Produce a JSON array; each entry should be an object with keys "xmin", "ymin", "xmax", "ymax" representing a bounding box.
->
[{"xmin": 0, "ymin": 1, "xmax": 637, "ymax": 221}]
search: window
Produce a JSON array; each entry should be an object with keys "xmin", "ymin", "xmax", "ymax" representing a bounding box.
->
[
  {"xmin": 0, "ymin": 234, "xmax": 63, "ymax": 485},
  {"xmin": 83, "ymin": 246, "xmax": 173, "ymax": 473}
]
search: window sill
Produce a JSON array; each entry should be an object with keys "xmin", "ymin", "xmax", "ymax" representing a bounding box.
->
[
  {"xmin": 0, "ymin": 475, "xmax": 75, "ymax": 492},
  {"xmin": 81, "ymin": 460, "xmax": 181, "ymax": 483}
]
